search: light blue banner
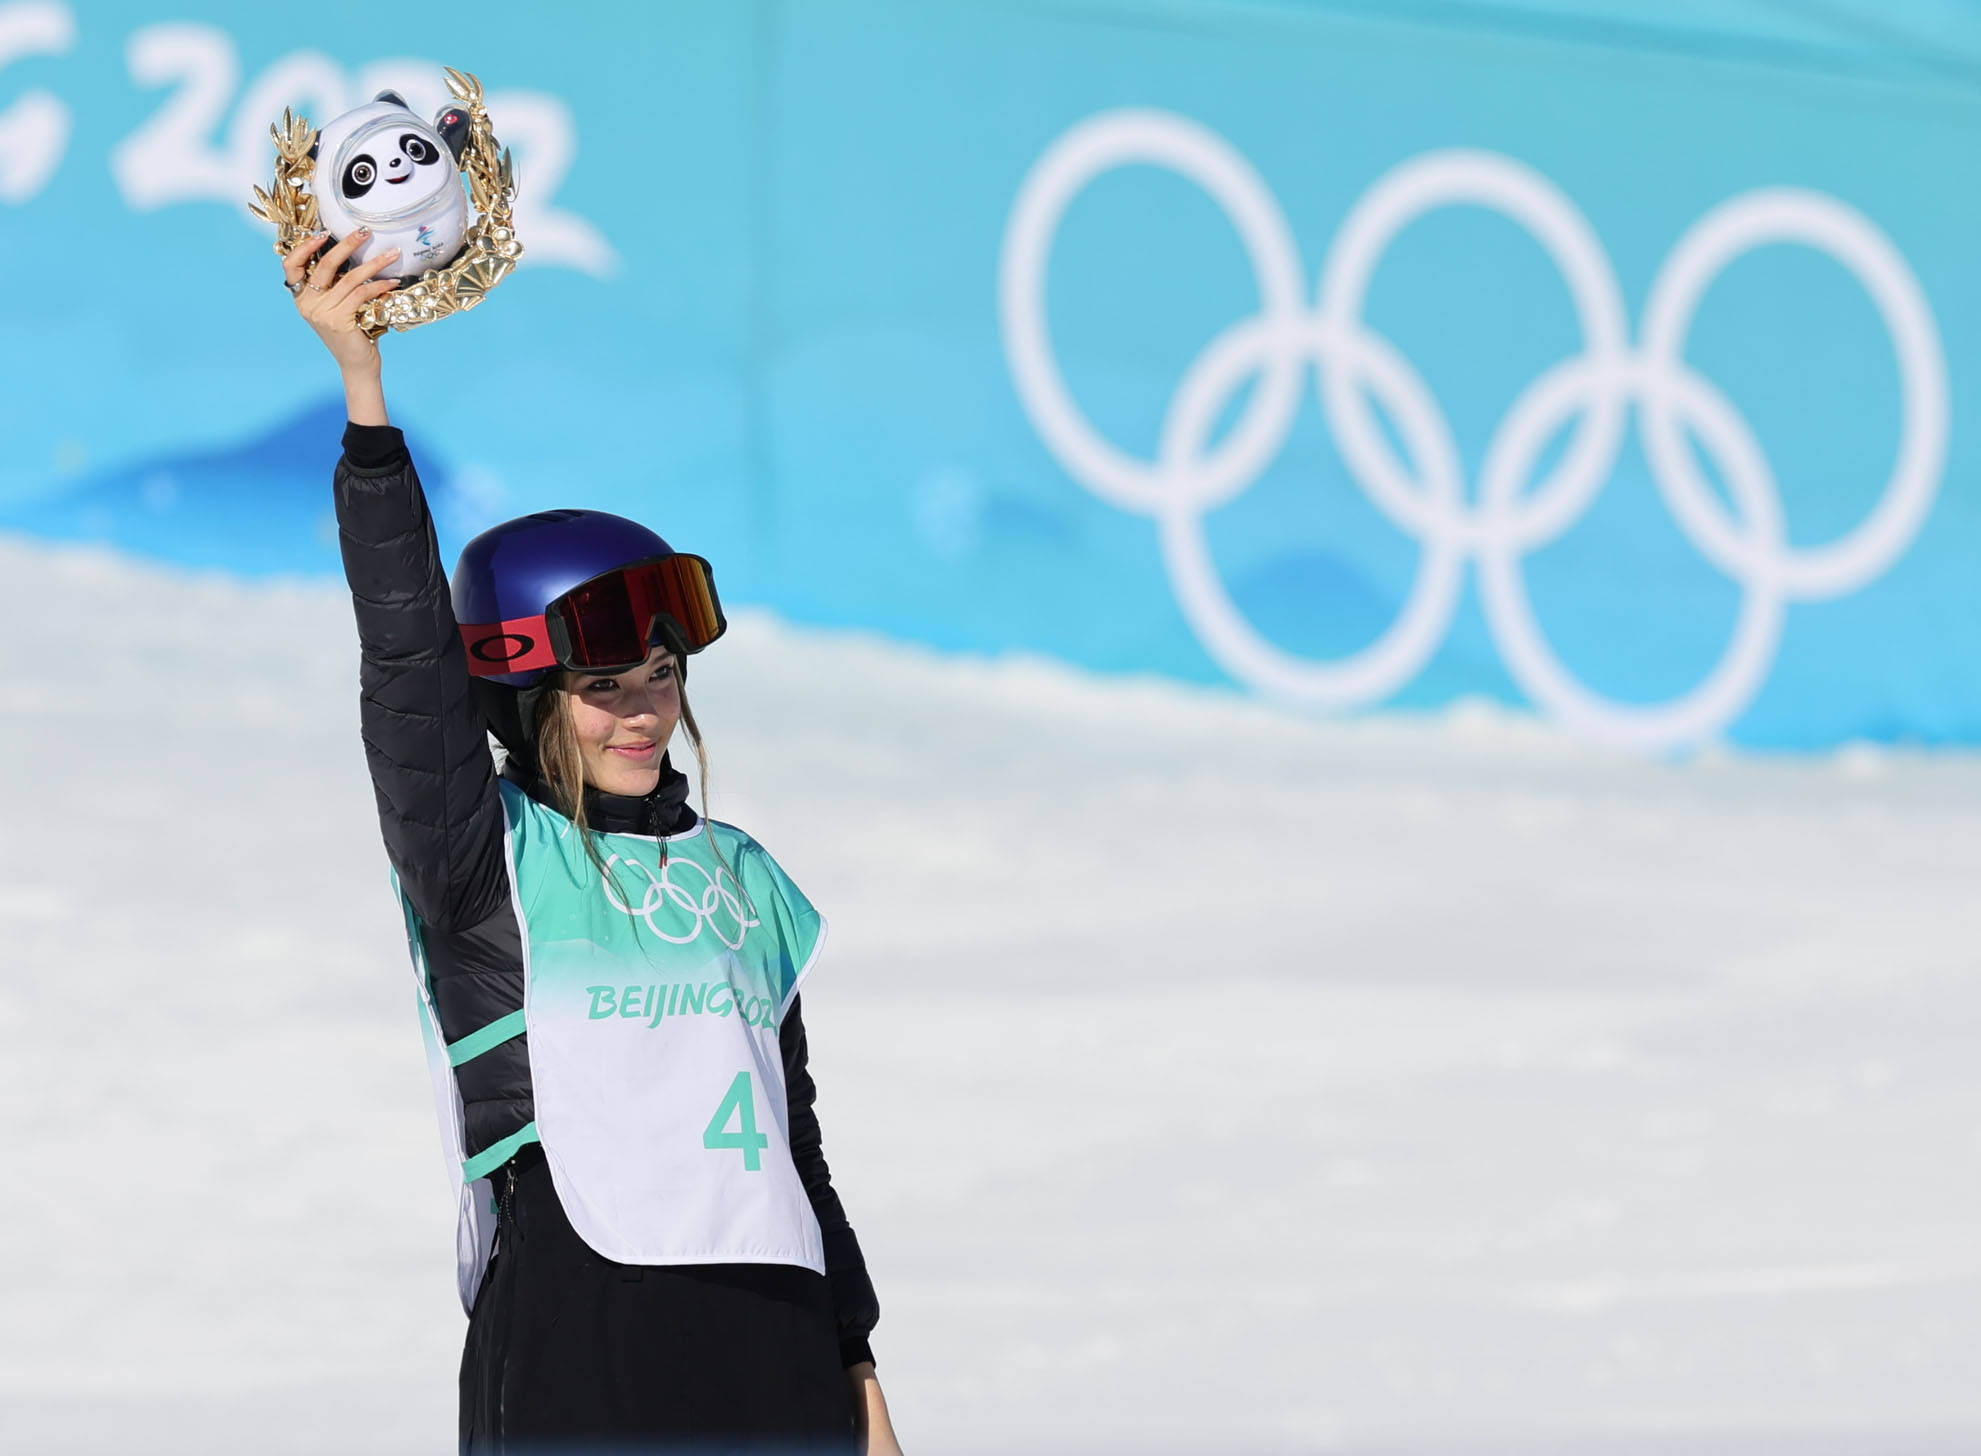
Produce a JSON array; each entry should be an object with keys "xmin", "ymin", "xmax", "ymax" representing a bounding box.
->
[{"xmin": 3, "ymin": 1, "xmax": 1977, "ymax": 748}]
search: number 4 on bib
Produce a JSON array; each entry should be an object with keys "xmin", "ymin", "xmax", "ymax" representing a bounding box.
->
[{"xmin": 704, "ymin": 1071, "xmax": 769, "ymax": 1171}]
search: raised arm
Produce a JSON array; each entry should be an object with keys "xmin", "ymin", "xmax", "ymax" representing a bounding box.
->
[
  {"xmin": 336, "ymin": 425, "xmax": 511, "ymax": 931},
  {"xmin": 290, "ymin": 228, "xmax": 510, "ymax": 931}
]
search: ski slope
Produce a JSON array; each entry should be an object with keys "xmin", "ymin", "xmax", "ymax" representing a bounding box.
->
[{"xmin": 1, "ymin": 537, "xmax": 1977, "ymax": 1453}]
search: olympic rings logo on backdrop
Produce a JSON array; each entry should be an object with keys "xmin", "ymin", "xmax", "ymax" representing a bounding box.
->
[
  {"xmin": 998, "ymin": 110, "xmax": 1950, "ymax": 749},
  {"xmin": 602, "ymin": 852, "xmax": 759, "ymax": 950}
]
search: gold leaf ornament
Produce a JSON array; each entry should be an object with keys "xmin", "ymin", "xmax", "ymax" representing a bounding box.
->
[{"xmin": 250, "ymin": 74, "xmax": 524, "ymax": 339}]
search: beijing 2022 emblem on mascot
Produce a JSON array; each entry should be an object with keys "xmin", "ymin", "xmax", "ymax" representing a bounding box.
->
[{"xmin": 250, "ymin": 68, "xmax": 522, "ymax": 337}]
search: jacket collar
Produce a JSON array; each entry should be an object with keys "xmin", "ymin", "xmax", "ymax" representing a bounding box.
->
[{"xmin": 501, "ymin": 752, "xmax": 698, "ymax": 837}]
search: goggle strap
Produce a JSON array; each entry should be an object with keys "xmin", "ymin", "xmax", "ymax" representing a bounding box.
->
[{"xmin": 459, "ymin": 616, "xmax": 561, "ymax": 677}]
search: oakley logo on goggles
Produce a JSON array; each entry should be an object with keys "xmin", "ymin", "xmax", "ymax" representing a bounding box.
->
[{"xmin": 459, "ymin": 554, "xmax": 726, "ymax": 678}]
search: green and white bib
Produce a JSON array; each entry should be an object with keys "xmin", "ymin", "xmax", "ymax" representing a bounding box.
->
[{"xmin": 406, "ymin": 779, "xmax": 829, "ymax": 1300}]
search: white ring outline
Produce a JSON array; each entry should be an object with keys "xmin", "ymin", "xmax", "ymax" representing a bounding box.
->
[
  {"xmin": 1476, "ymin": 357, "xmax": 1788, "ymax": 749},
  {"xmin": 1000, "ymin": 109, "xmax": 1306, "ymax": 517},
  {"xmin": 1155, "ymin": 313, "xmax": 1467, "ymax": 705},
  {"xmin": 1315, "ymin": 148, "xmax": 1633, "ymax": 550},
  {"xmin": 1639, "ymin": 187, "xmax": 1950, "ymax": 600}
]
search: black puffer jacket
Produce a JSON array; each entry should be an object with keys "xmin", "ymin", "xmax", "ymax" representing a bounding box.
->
[{"xmin": 335, "ymin": 420, "xmax": 878, "ymax": 1367}]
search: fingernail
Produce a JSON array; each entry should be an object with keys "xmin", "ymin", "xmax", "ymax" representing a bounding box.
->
[
  {"xmin": 382, "ymin": 248, "xmax": 401, "ymax": 260},
  {"xmin": 355, "ymin": 226, "xmax": 371, "ymax": 237}
]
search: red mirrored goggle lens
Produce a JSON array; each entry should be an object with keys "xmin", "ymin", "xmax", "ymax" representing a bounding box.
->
[
  {"xmin": 555, "ymin": 555, "xmax": 724, "ymax": 669},
  {"xmin": 458, "ymin": 555, "xmax": 725, "ymax": 678}
]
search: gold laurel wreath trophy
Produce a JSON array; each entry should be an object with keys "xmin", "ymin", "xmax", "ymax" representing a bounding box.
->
[{"xmin": 250, "ymin": 68, "xmax": 522, "ymax": 338}]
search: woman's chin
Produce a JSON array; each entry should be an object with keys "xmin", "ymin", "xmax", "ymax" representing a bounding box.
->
[{"xmin": 591, "ymin": 761, "xmax": 662, "ymax": 798}]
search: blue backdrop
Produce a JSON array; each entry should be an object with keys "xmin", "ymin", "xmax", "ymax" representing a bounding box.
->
[{"xmin": 3, "ymin": 0, "xmax": 1977, "ymax": 748}]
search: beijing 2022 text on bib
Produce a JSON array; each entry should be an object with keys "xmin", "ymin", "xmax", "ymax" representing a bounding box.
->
[{"xmin": 400, "ymin": 780, "xmax": 828, "ymax": 1307}]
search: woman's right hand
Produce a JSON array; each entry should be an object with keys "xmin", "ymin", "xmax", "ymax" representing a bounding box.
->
[{"xmin": 283, "ymin": 228, "xmax": 402, "ymax": 378}]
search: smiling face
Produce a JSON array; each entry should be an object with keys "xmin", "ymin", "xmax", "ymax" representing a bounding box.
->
[
  {"xmin": 341, "ymin": 130, "xmax": 445, "ymax": 203},
  {"xmin": 560, "ymin": 647, "xmax": 682, "ymax": 798},
  {"xmin": 332, "ymin": 115, "xmax": 454, "ymax": 219}
]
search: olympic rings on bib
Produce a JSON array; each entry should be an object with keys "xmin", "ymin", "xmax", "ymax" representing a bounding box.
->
[
  {"xmin": 602, "ymin": 852, "xmax": 760, "ymax": 951},
  {"xmin": 998, "ymin": 109, "xmax": 1949, "ymax": 749}
]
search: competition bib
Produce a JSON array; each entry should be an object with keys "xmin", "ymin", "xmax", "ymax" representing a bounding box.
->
[{"xmin": 504, "ymin": 780, "xmax": 828, "ymax": 1272}]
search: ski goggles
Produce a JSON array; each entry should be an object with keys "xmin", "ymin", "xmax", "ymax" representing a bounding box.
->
[{"xmin": 459, "ymin": 554, "xmax": 726, "ymax": 678}]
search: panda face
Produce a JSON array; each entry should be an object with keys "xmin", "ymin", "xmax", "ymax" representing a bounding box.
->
[
  {"xmin": 341, "ymin": 132, "xmax": 443, "ymax": 200},
  {"xmin": 307, "ymin": 94, "xmax": 470, "ymax": 277},
  {"xmin": 331, "ymin": 117, "xmax": 454, "ymax": 222}
]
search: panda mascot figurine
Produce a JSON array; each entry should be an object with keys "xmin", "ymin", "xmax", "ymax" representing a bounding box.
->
[{"xmin": 311, "ymin": 90, "xmax": 473, "ymax": 280}]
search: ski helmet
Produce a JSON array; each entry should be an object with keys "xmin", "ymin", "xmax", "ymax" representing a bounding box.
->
[{"xmin": 450, "ymin": 509, "xmax": 726, "ymax": 755}]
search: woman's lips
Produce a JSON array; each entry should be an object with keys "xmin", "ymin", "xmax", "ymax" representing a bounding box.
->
[{"xmin": 606, "ymin": 741, "xmax": 658, "ymax": 760}]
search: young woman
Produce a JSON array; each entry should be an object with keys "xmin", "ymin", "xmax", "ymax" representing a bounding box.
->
[{"xmin": 286, "ymin": 228, "xmax": 904, "ymax": 1454}]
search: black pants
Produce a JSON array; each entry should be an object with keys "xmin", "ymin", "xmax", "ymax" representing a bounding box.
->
[{"xmin": 460, "ymin": 1146, "xmax": 858, "ymax": 1455}]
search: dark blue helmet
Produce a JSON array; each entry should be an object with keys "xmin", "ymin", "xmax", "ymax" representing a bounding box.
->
[{"xmin": 451, "ymin": 509, "xmax": 676, "ymax": 689}]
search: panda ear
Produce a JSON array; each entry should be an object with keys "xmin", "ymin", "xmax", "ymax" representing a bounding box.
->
[
  {"xmin": 373, "ymin": 89, "xmax": 412, "ymax": 111},
  {"xmin": 434, "ymin": 104, "xmax": 472, "ymax": 163}
]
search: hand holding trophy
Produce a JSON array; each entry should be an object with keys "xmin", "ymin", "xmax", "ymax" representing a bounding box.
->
[{"xmin": 251, "ymin": 68, "xmax": 523, "ymax": 339}]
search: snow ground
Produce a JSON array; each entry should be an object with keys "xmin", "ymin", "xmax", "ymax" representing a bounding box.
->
[{"xmin": 1, "ymin": 536, "xmax": 1977, "ymax": 1454}]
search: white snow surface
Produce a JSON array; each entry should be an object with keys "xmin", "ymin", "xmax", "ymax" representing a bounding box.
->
[{"xmin": 1, "ymin": 536, "xmax": 1978, "ymax": 1454}]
